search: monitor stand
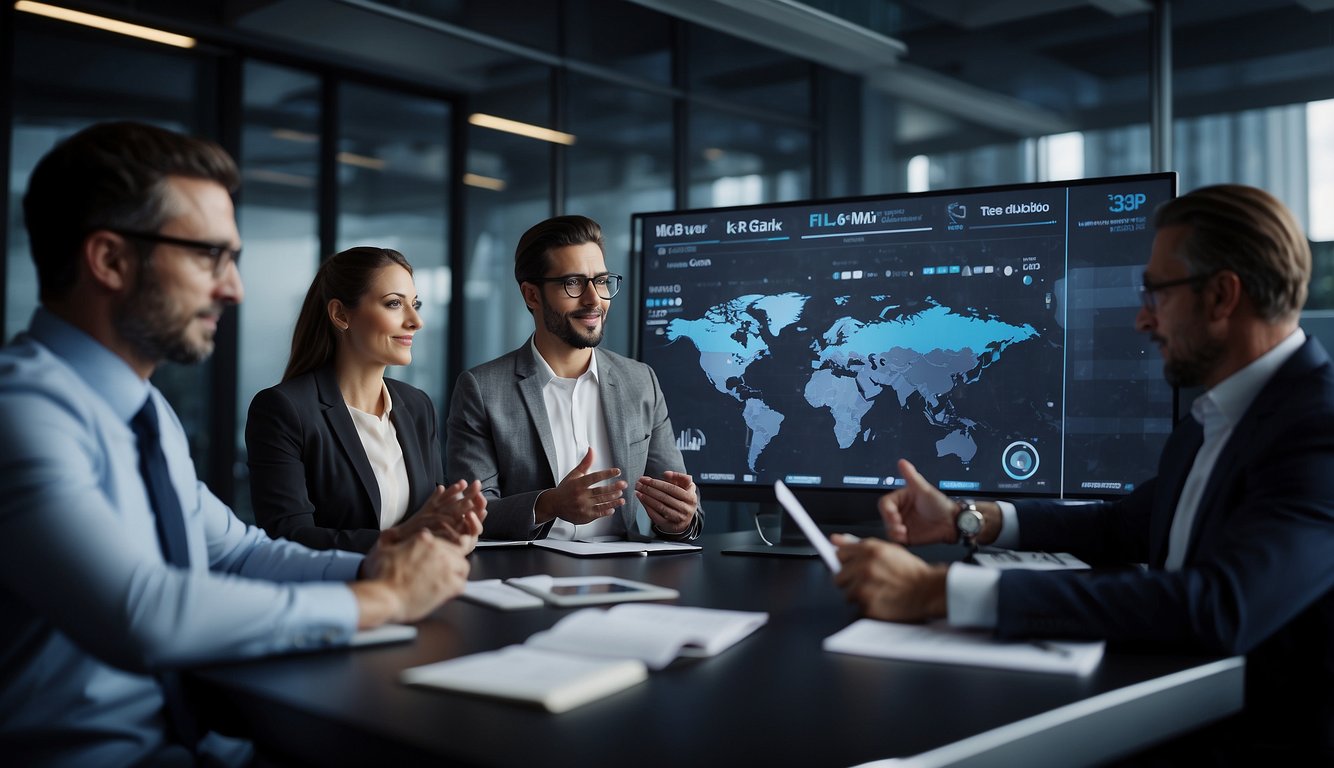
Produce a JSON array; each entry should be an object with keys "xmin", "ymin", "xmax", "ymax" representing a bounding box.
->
[
  {"xmin": 721, "ymin": 543, "xmax": 818, "ymax": 558},
  {"xmin": 720, "ymin": 505, "xmax": 819, "ymax": 558}
]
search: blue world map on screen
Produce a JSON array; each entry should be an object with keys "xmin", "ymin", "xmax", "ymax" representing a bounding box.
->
[{"xmin": 664, "ymin": 293, "xmax": 1039, "ymax": 472}]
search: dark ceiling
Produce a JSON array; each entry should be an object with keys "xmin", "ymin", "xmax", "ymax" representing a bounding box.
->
[{"xmin": 17, "ymin": 0, "xmax": 1334, "ymax": 154}]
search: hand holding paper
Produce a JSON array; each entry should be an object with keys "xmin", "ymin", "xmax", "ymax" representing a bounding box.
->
[{"xmin": 832, "ymin": 535, "xmax": 949, "ymax": 623}]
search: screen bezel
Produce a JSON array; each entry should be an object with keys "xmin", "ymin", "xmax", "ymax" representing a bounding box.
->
[{"xmin": 630, "ymin": 172, "xmax": 1179, "ymax": 516}]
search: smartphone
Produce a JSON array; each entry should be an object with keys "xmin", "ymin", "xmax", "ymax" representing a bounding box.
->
[{"xmin": 550, "ymin": 583, "xmax": 643, "ymax": 596}]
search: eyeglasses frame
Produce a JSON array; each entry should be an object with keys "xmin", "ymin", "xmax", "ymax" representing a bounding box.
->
[
  {"xmin": 110, "ymin": 228, "xmax": 241, "ymax": 278},
  {"xmin": 1137, "ymin": 272, "xmax": 1215, "ymax": 311},
  {"xmin": 529, "ymin": 273, "xmax": 623, "ymax": 300}
]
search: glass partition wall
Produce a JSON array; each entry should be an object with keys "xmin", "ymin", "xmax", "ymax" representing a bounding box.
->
[
  {"xmin": 6, "ymin": 22, "xmax": 218, "ymax": 484},
  {"xmin": 5, "ymin": 0, "xmax": 1333, "ymax": 522}
]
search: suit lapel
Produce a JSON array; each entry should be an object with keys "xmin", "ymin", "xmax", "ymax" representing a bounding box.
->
[
  {"xmin": 598, "ymin": 353, "xmax": 644, "ymax": 536},
  {"xmin": 1186, "ymin": 417, "xmax": 1252, "ymax": 561},
  {"xmin": 515, "ymin": 348, "xmax": 560, "ymax": 484},
  {"xmin": 316, "ymin": 366, "xmax": 381, "ymax": 515},
  {"xmin": 386, "ymin": 379, "xmax": 427, "ymax": 518},
  {"xmin": 1168, "ymin": 337, "xmax": 1326, "ymax": 566},
  {"xmin": 1150, "ymin": 417, "xmax": 1203, "ymax": 568}
]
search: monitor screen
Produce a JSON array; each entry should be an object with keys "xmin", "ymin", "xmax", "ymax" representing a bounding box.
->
[{"xmin": 633, "ymin": 173, "xmax": 1177, "ymax": 506}]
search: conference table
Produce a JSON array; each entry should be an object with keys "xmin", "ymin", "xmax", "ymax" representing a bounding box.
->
[{"xmin": 190, "ymin": 532, "xmax": 1244, "ymax": 767}]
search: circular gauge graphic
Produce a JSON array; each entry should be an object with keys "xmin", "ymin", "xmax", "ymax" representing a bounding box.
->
[{"xmin": 1002, "ymin": 441, "xmax": 1040, "ymax": 481}]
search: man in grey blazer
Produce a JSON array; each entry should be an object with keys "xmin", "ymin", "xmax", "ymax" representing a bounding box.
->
[{"xmin": 448, "ymin": 215, "xmax": 702, "ymax": 541}]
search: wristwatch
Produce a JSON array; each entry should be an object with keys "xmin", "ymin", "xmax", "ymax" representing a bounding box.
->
[{"xmin": 954, "ymin": 498, "xmax": 983, "ymax": 549}]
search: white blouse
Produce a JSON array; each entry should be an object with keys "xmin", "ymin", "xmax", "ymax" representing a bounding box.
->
[{"xmin": 346, "ymin": 383, "xmax": 411, "ymax": 530}]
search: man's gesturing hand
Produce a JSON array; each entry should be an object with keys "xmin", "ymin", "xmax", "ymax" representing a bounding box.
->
[
  {"xmin": 878, "ymin": 458, "xmax": 960, "ymax": 545},
  {"xmin": 535, "ymin": 447, "xmax": 626, "ymax": 525},
  {"xmin": 636, "ymin": 470, "xmax": 697, "ymax": 535}
]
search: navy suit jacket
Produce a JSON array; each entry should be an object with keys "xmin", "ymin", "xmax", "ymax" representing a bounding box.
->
[
  {"xmin": 1005, "ymin": 336, "xmax": 1334, "ymax": 756},
  {"xmin": 245, "ymin": 365, "xmax": 444, "ymax": 553}
]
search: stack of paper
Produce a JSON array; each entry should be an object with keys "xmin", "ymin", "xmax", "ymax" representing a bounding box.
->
[
  {"xmin": 474, "ymin": 539, "xmax": 702, "ymax": 557},
  {"xmin": 402, "ymin": 604, "xmax": 768, "ymax": 711},
  {"xmin": 824, "ymin": 619, "xmax": 1104, "ymax": 676},
  {"xmin": 971, "ymin": 549, "xmax": 1090, "ymax": 570},
  {"xmin": 348, "ymin": 624, "xmax": 417, "ymax": 647},
  {"xmin": 402, "ymin": 646, "xmax": 647, "ymax": 713},
  {"xmin": 533, "ymin": 539, "xmax": 702, "ymax": 557}
]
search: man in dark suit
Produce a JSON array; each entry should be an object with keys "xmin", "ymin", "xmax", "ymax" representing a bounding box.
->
[
  {"xmin": 834, "ymin": 184, "xmax": 1333, "ymax": 763},
  {"xmin": 448, "ymin": 215, "xmax": 702, "ymax": 541}
]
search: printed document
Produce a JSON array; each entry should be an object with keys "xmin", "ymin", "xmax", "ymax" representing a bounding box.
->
[{"xmin": 824, "ymin": 618, "xmax": 1104, "ymax": 676}]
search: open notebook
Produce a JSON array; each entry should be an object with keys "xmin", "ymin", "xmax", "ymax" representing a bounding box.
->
[{"xmin": 402, "ymin": 604, "xmax": 768, "ymax": 712}]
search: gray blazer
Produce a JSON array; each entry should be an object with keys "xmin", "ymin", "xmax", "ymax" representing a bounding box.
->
[{"xmin": 446, "ymin": 341, "xmax": 702, "ymax": 541}]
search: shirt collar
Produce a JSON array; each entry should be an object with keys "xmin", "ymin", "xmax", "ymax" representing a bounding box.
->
[
  {"xmin": 28, "ymin": 307, "xmax": 151, "ymax": 422},
  {"xmin": 528, "ymin": 336, "xmax": 599, "ymax": 385},
  {"xmin": 1191, "ymin": 328, "xmax": 1306, "ymax": 431}
]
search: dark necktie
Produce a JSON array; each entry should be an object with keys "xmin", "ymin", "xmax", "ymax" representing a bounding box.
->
[{"xmin": 130, "ymin": 400, "xmax": 199, "ymax": 747}]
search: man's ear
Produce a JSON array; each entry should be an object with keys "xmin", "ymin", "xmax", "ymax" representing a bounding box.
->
[
  {"xmin": 327, "ymin": 299, "xmax": 349, "ymax": 332},
  {"xmin": 520, "ymin": 281, "xmax": 540, "ymax": 313},
  {"xmin": 82, "ymin": 230, "xmax": 136, "ymax": 293},
  {"xmin": 1207, "ymin": 270, "xmax": 1244, "ymax": 321}
]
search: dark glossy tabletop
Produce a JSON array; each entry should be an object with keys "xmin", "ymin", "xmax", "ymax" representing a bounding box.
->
[{"xmin": 191, "ymin": 533, "xmax": 1242, "ymax": 768}]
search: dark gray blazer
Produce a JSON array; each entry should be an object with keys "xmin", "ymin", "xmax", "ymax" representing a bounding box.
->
[
  {"xmin": 447, "ymin": 341, "xmax": 702, "ymax": 541},
  {"xmin": 246, "ymin": 365, "xmax": 443, "ymax": 553}
]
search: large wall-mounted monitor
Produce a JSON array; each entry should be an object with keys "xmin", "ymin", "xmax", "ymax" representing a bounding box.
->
[{"xmin": 633, "ymin": 173, "xmax": 1177, "ymax": 515}]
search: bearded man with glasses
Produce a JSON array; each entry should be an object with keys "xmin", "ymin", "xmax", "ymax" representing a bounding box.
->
[
  {"xmin": 448, "ymin": 215, "xmax": 703, "ymax": 542},
  {"xmin": 0, "ymin": 122, "xmax": 471, "ymax": 766},
  {"xmin": 834, "ymin": 185, "xmax": 1333, "ymax": 764}
]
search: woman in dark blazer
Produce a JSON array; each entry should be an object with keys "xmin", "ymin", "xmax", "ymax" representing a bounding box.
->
[{"xmin": 246, "ymin": 247, "xmax": 485, "ymax": 552}]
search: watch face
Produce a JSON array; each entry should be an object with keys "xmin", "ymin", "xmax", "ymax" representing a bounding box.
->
[{"xmin": 958, "ymin": 507, "xmax": 983, "ymax": 536}]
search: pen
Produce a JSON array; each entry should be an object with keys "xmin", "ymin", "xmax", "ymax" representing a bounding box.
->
[{"xmin": 1031, "ymin": 641, "xmax": 1072, "ymax": 657}]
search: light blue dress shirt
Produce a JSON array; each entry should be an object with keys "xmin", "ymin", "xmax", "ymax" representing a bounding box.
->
[{"xmin": 0, "ymin": 309, "xmax": 363, "ymax": 767}]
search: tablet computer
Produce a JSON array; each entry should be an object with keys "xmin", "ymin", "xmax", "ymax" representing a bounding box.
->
[{"xmin": 505, "ymin": 575, "xmax": 680, "ymax": 607}]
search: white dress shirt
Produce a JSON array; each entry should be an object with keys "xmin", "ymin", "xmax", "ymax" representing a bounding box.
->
[
  {"xmin": 1163, "ymin": 328, "xmax": 1305, "ymax": 569},
  {"xmin": 948, "ymin": 328, "xmax": 1306, "ymax": 627},
  {"xmin": 346, "ymin": 382, "xmax": 411, "ymax": 530},
  {"xmin": 530, "ymin": 340, "xmax": 625, "ymax": 540}
]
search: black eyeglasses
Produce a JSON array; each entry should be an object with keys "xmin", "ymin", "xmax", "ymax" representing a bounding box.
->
[
  {"xmin": 112, "ymin": 229, "xmax": 241, "ymax": 278},
  {"xmin": 532, "ymin": 273, "xmax": 623, "ymax": 300},
  {"xmin": 1137, "ymin": 273, "xmax": 1214, "ymax": 311}
]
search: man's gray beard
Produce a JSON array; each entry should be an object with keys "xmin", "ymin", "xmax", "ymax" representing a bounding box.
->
[
  {"xmin": 1162, "ymin": 331, "xmax": 1225, "ymax": 389},
  {"xmin": 113, "ymin": 269, "xmax": 214, "ymax": 366},
  {"xmin": 542, "ymin": 300, "xmax": 603, "ymax": 350}
]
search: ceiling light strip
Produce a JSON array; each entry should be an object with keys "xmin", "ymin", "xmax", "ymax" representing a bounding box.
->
[
  {"xmin": 14, "ymin": 1, "xmax": 196, "ymax": 48},
  {"xmin": 468, "ymin": 113, "xmax": 576, "ymax": 146},
  {"xmin": 462, "ymin": 173, "xmax": 507, "ymax": 191}
]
